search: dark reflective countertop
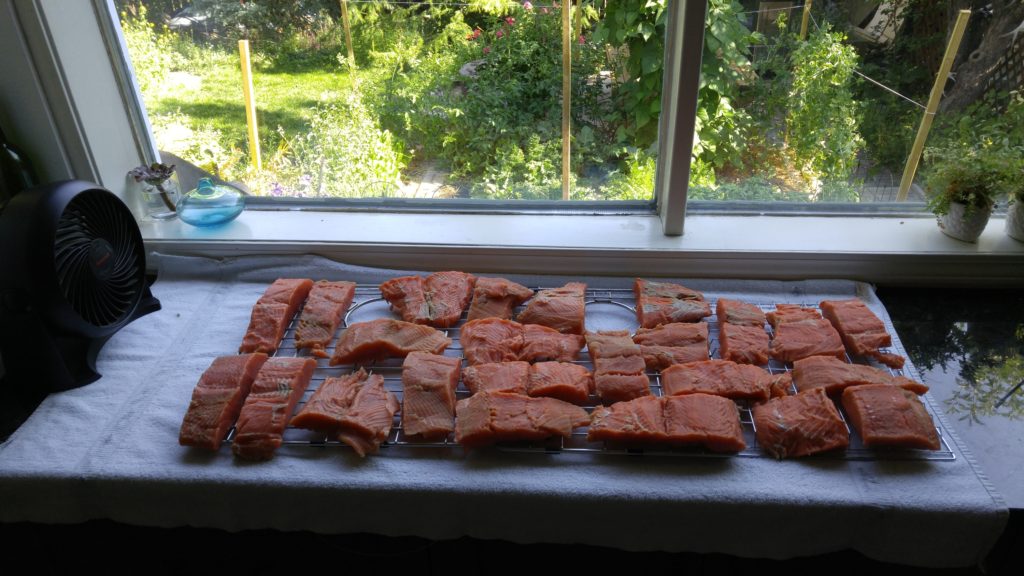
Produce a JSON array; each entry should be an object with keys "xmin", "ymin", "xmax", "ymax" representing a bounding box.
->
[{"xmin": 879, "ymin": 287, "xmax": 1024, "ymax": 509}]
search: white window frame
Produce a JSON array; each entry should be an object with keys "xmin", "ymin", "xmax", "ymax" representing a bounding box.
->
[{"xmin": 1, "ymin": 0, "xmax": 1021, "ymax": 285}]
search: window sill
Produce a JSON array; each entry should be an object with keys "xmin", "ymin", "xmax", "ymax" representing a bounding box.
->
[{"xmin": 140, "ymin": 211, "xmax": 1024, "ymax": 286}]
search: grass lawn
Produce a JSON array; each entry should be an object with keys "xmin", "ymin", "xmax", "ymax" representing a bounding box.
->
[{"xmin": 148, "ymin": 52, "xmax": 354, "ymax": 165}]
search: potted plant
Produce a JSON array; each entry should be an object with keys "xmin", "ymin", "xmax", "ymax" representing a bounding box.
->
[
  {"xmin": 923, "ymin": 145, "xmax": 1000, "ymax": 243},
  {"xmin": 1001, "ymin": 158, "xmax": 1024, "ymax": 242}
]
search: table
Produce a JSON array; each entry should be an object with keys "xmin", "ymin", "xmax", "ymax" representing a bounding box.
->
[{"xmin": 0, "ymin": 254, "xmax": 1008, "ymax": 568}]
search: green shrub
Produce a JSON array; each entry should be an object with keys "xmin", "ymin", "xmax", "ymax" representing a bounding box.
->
[
  {"xmin": 786, "ymin": 24, "xmax": 862, "ymax": 181},
  {"xmin": 599, "ymin": 149, "xmax": 657, "ymax": 201},
  {"xmin": 269, "ymin": 91, "xmax": 407, "ymax": 198},
  {"xmin": 149, "ymin": 111, "xmax": 244, "ymax": 180},
  {"xmin": 120, "ymin": 5, "xmax": 183, "ymax": 104}
]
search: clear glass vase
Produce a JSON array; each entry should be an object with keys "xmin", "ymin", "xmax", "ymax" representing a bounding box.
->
[{"xmin": 140, "ymin": 175, "xmax": 180, "ymax": 220}]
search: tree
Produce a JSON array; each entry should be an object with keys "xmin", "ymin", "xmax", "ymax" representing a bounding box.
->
[{"xmin": 940, "ymin": 0, "xmax": 1024, "ymax": 113}]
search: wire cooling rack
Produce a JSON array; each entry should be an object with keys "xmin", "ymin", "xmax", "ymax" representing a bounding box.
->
[{"xmin": 227, "ymin": 285, "xmax": 955, "ymax": 461}]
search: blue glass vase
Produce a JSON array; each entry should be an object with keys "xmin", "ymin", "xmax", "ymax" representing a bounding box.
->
[{"xmin": 178, "ymin": 178, "xmax": 245, "ymax": 227}]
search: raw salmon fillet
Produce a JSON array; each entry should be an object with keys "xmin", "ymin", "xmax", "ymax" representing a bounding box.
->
[
  {"xmin": 520, "ymin": 324, "xmax": 586, "ymax": 363},
  {"xmin": 586, "ymin": 331, "xmax": 651, "ymax": 404},
  {"xmin": 634, "ymin": 279, "xmax": 711, "ymax": 328},
  {"xmin": 753, "ymin": 388, "xmax": 849, "ymax": 458},
  {"xmin": 239, "ymin": 278, "xmax": 314, "ymax": 354},
  {"xmin": 466, "ymin": 277, "xmax": 534, "ymax": 321},
  {"xmin": 290, "ymin": 369, "xmax": 399, "ymax": 457},
  {"xmin": 460, "ymin": 318, "xmax": 524, "ymax": 364},
  {"xmin": 588, "ymin": 394, "xmax": 746, "ymax": 452},
  {"xmin": 179, "ymin": 353, "xmax": 268, "ymax": 450},
  {"xmin": 842, "ymin": 384, "xmax": 940, "ymax": 450},
  {"xmin": 232, "ymin": 357, "xmax": 316, "ymax": 460},
  {"xmin": 593, "ymin": 355, "xmax": 648, "ymax": 376},
  {"xmin": 766, "ymin": 304, "xmax": 821, "ymax": 329},
  {"xmin": 661, "ymin": 359, "xmax": 773, "ymax": 401},
  {"xmin": 462, "ymin": 361, "xmax": 530, "ymax": 395},
  {"xmin": 516, "ymin": 282, "xmax": 586, "ymax": 334},
  {"xmin": 820, "ymin": 299, "xmax": 905, "ymax": 368},
  {"xmin": 454, "ymin": 392, "xmax": 590, "ymax": 448},
  {"xmin": 769, "ymin": 318, "xmax": 845, "ymax": 363},
  {"xmin": 528, "ymin": 362, "xmax": 593, "ymax": 405},
  {"xmin": 401, "ymin": 352, "xmax": 462, "ymax": 439},
  {"xmin": 715, "ymin": 298, "xmax": 766, "ymax": 327},
  {"xmin": 632, "ymin": 323, "xmax": 709, "ymax": 370},
  {"xmin": 330, "ymin": 319, "xmax": 451, "ymax": 365},
  {"xmin": 768, "ymin": 372, "xmax": 794, "ymax": 398},
  {"xmin": 461, "ymin": 319, "xmax": 584, "ymax": 365},
  {"xmin": 792, "ymin": 355, "xmax": 928, "ymax": 395},
  {"xmin": 294, "ymin": 280, "xmax": 356, "ymax": 357},
  {"xmin": 586, "ymin": 330, "xmax": 642, "ymax": 359},
  {"xmin": 594, "ymin": 374, "xmax": 651, "ymax": 404},
  {"xmin": 718, "ymin": 322, "xmax": 769, "ymax": 365},
  {"xmin": 380, "ymin": 271, "xmax": 476, "ymax": 328}
]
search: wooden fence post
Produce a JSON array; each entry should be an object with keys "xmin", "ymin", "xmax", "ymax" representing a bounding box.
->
[
  {"xmin": 896, "ymin": 9, "xmax": 971, "ymax": 202},
  {"xmin": 340, "ymin": 0, "xmax": 356, "ymax": 75},
  {"xmin": 238, "ymin": 39, "xmax": 261, "ymax": 171},
  {"xmin": 800, "ymin": 0, "xmax": 813, "ymax": 40},
  {"xmin": 561, "ymin": 0, "xmax": 572, "ymax": 201}
]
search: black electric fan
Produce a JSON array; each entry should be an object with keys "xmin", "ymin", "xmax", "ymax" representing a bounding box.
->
[{"xmin": 0, "ymin": 180, "xmax": 160, "ymax": 394}]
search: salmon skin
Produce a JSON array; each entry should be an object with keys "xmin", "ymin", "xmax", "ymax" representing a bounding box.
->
[
  {"xmin": 634, "ymin": 279, "xmax": 711, "ymax": 328},
  {"xmin": 380, "ymin": 271, "xmax": 476, "ymax": 328},
  {"xmin": 466, "ymin": 277, "xmax": 534, "ymax": 321},
  {"xmin": 516, "ymin": 282, "xmax": 586, "ymax": 334},
  {"xmin": 632, "ymin": 323, "xmax": 709, "ymax": 370},
  {"xmin": 753, "ymin": 388, "xmax": 849, "ymax": 458},
  {"xmin": 769, "ymin": 317, "xmax": 845, "ymax": 364},
  {"xmin": 842, "ymin": 384, "xmax": 940, "ymax": 450},
  {"xmin": 239, "ymin": 278, "xmax": 314, "ymax": 354},
  {"xmin": 232, "ymin": 357, "xmax": 316, "ymax": 460},
  {"xmin": 715, "ymin": 299, "xmax": 766, "ymax": 327},
  {"xmin": 586, "ymin": 331, "xmax": 651, "ymax": 405},
  {"xmin": 455, "ymin": 392, "xmax": 590, "ymax": 448},
  {"xmin": 290, "ymin": 369, "xmax": 399, "ymax": 457},
  {"xmin": 179, "ymin": 353, "xmax": 268, "ymax": 450},
  {"xmin": 792, "ymin": 355, "xmax": 928, "ymax": 396},
  {"xmin": 294, "ymin": 280, "xmax": 356, "ymax": 358},
  {"xmin": 588, "ymin": 394, "xmax": 746, "ymax": 453},
  {"xmin": 401, "ymin": 352, "xmax": 462, "ymax": 440},
  {"xmin": 820, "ymin": 299, "xmax": 905, "ymax": 369},
  {"xmin": 461, "ymin": 318, "xmax": 584, "ymax": 365},
  {"xmin": 330, "ymin": 319, "xmax": 451, "ymax": 365},
  {"xmin": 719, "ymin": 322, "xmax": 769, "ymax": 365},
  {"xmin": 661, "ymin": 359, "xmax": 773, "ymax": 402}
]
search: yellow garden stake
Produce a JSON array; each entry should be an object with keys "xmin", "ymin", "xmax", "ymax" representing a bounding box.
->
[
  {"xmin": 238, "ymin": 39, "xmax": 262, "ymax": 171},
  {"xmin": 340, "ymin": 0, "xmax": 356, "ymax": 77},
  {"xmin": 800, "ymin": 0, "xmax": 813, "ymax": 40},
  {"xmin": 561, "ymin": 0, "xmax": 572, "ymax": 201},
  {"xmin": 897, "ymin": 9, "xmax": 971, "ymax": 202}
]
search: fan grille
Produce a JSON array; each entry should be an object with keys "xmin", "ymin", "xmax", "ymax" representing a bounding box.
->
[{"xmin": 53, "ymin": 189, "xmax": 143, "ymax": 327}]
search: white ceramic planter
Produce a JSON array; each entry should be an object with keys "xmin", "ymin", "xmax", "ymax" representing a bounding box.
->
[
  {"xmin": 937, "ymin": 201, "xmax": 992, "ymax": 243},
  {"xmin": 1006, "ymin": 201, "xmax": 1024, "ymax": 242}
]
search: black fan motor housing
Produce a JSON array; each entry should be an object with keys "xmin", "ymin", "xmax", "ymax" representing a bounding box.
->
[{"xmin": 0, "ymin": 180, "xmax": 160, "ymax": 399}]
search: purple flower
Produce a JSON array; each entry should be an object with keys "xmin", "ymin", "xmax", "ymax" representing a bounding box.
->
[
  {"xmin": 483, "ymin": 45, "xmax": 492, "ymax": 54},
  {"xmin": 506, "ymin": 16, "xmax": 516, "ymax": 25},
  {"xmin": 269, "ymin": 182, "xmax": 286, "ymax": 197},
  {"xmin": 496, "ymin": 29, "xmax": 504, "ymax": 39},
  {"xmin": 522, "ymin": 1, "xmax": 533, "ymax": 10}
]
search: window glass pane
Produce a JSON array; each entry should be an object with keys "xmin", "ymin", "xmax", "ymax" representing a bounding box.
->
[
  {"xmin": 114, "ymin": 0, "xmax": 664, "ymax": 202},
  {"xmin": 690, "ymin": 0, "xmax": 1020, "ymax": 207}
]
